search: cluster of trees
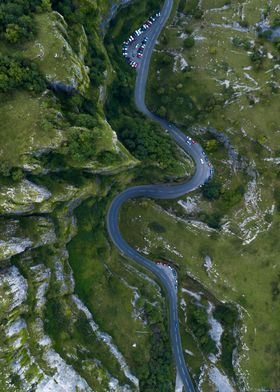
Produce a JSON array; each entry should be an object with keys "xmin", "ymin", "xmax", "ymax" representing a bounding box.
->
[
  {"xmin": 202, "ymin": 178, "xmax": 222, "ymax": 200},
  {"xmin": 203, "ymin": 178, "xmax": 245, "ymax": 207},
  {"xmin": 105, "ymin": 67, "xmax": 184, "ymax": 173},
  {"xmin": 117, "ymin": 116, "xmax": 181, "ymax": 168},
  {"xmin": 232, "ymin": 36, "xmax": 252, "ymax": 50},
  {"xmin": 201, "ymin": 178, "xmax": 245, "ymax": 228},
  {"xmin": 178, "ymin": 0, "xmax": 203, "ymax": 19},
  {"xmin": 274, "ymin": 186, "xmax": 280, "ymax": 211},
  {"xmin": 138, "ymin": 302, "xmax": 173, "ymax": 391},
  {"xmin": 0, "ymin": 55, "xmax": 46, "ymax": 94},
  {"xmin": 213, "ymin": 304, "xmax": 238, "ymax": 377},
  {"xmin": 183, "ymin": 36, "xmax": 195, "ymax": 49},
  {"xmin": 60, "ymin": 126, "xmax": 100, "ymax": 163},
  {"xmin": 0, "ymin": 0, "xmax": 49, "ymax": 44},
  {"xmin": 188, "ymin": 302, "xmax": 217, "ymax": 355}
]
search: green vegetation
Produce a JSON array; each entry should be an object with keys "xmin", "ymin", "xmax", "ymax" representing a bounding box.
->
[
  {"xmin": 104, "ymin": 0, "xmax": 193, "ymax": 177},
  {"xmin": 0, "ymin": 0, "xmax": 178, "ymax": 389},
  {"xmin": 0, "ymin": 55, "xmax": 45, "ymax": 93},
  {"xmin": 188, "ymin": 302, "xmax": 217, "ymax": 355},
  {"xmin": 140, "ymin": 1, "xmax": 280, "ymax": 386},
  {"xmin": 0, "ymin": 90, "xmax": 62, "ymax": 173},
  {"xmin": 67, "ymin": 196, "xmax": 175, "ymax": 390},
  {"xmin": 2, "ymin": 0, "xmax": 279, "ymax": 390},
  {"xmin": 0, "ymin": 0, "xmax": 46, "ymax": 44},
  {"xmin": 213, "ymin": 304, "xmax": 239, "ymax": 377},
  {"xmin": 183, "ymin": 36, "xmax": 195, "ymax": 48}
]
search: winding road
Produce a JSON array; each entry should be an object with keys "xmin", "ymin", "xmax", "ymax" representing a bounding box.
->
[{"xmin": 107, "ymin": 1, "xmax": 211, "ymax": 390}]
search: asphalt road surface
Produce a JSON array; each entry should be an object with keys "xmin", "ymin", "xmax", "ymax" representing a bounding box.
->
[{"xmin": 107, "ymin": 1, "xmax": 212, "ymax": 390}]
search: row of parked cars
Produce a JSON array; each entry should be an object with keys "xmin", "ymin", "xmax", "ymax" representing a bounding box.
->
[
  {"xmin": 136, "ymin": 36, "xmax": 148, "ymax": 58},
  {"xmin": 121, "ymin": 12, "xmax": 161, "ymax": 68}
]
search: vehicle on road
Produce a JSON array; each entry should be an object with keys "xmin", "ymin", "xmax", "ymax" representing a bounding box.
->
[
  {"xmin": 200, "ymin": 158, "xmax": 204, "ymax": 164},
  {"xmin": 110, "ymin": 3, "xmax": 199, "ymax": 391}
]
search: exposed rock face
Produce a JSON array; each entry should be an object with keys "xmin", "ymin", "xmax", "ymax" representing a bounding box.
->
[
  {"xmin": 0, "ymin": 180, "xmax": 51, "ymax": 215},
  {"xmin": 23, "ymin": 12, "xmax": 90, "ymax": 94}
]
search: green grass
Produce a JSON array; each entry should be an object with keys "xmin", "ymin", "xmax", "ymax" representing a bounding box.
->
[
  {"xmin": 148, "ymin": 0, "xmax": 280, "ymax": 150},
  {"xmin": 21, "ymin": 12, "xmax": 90, "ymax": 93},
  {"xmin": 119, "ymin": 197, "xmax": 280, "ymax": 389},
  {"xmin": 141, "ymin": 3, "xmax": 280, "ymax": 388},
  {"xmin": 0, "ymin": 91, "xmax": 62, "ymax": 170},
  {"xmin": 67, "ymin": 196, "xmax": 175, "ymax": 387}
]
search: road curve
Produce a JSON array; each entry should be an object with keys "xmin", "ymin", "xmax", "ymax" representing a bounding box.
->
[{"xmin": 107, "ymin": 1, "xmax": 211, "ymax": 390}]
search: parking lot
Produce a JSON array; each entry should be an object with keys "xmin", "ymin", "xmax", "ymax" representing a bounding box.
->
[{"xmin": 122, "ymin": 12, "xmax": 160, "ymax": 69}]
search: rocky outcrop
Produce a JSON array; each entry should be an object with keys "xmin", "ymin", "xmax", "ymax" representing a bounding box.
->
[
  {"xmin": 0, "ymin": 180, "xmax": 51, "ymax": 215},
  {"xmin": 23, "ymin": 12, "xmax": 90, "ymax": 95}
]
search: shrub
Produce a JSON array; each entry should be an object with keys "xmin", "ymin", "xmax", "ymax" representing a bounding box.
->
[
  {"xmin": 0, "ymin": 55, "xmax": 45, "ymax": 93},
  {"xmin": 202, "ymin": 178, "xmax": 222, "ymax": 200},
  {"xmin": 183, "ymin": 36, "xmax": 195, "ymax": 49},
  {"xmin": 148, "ymin": 221, "xmax": 166, "ymax": 233}
]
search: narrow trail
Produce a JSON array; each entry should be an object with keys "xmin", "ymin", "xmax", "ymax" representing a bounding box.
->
[{"xmin": 107, "ymin": 1, "xmax": 211, "ymax": 390}]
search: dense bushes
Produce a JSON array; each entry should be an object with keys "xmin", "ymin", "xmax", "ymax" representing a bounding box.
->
[
  {"xmin": 0, "ymin": 55, "xmax": 46, "ymax": 93},
  {"xmin": 104, "ymin": 0, "xmax": 187, "ymax": 175},
  {"xmin": 178, "ymin": 0, "xmax": 203, "ymax": 19},
  {"xmin": 213, "ymin": 304, "xmax": 238, "ymax": 377},
  {"xmin": 139, "ymin": 302, "xmax": 173, "ymax": 391},
  {"xmin": 273, "ymin": 186, "xmax": 280, "ymax": 211},
  {"xmin": 188, "ymin": 303, "xmax": 217, "ymax": 355},
  {"xmin": 0, "ymin": 0, "xmax": 46, "ymax": 44},
  {"xmin": 117, "ymin": 115, "xmax": 181, "ymax": 167},
  {"xmin": 60, "ymin": 127, "xmax": 100, "ymax": 162},
  {"xmin": 202, "ymin": 178, "xmax": 222, "ymax": 200},
  {"xmin": 183, "ymin": 36, "xmax": 195, "ymax": 48}
]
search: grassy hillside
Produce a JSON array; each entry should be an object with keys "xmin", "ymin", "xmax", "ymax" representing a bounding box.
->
[
  {"xmin": 0, "ymin": 0, "xmax": 185, "ymax": 390},
  {"xmin": 113, "ymin": 0, "xmax": 280, "ymax": 390}
]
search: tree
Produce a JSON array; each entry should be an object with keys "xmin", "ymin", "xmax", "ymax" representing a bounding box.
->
[
  {"xmin": 202, "ymin": 178, "xmax": 222, "ymax": 200},
  {"xmin": 183, "ymin": 36, "xmax": 195, "ymax": 49},
  {"xmin": 5, "ymin": 24, "xmax": 21, "ymax": 44},
  {"xmin": 205, "ymin": 139, "xmax": 218, "ymax": 152}
]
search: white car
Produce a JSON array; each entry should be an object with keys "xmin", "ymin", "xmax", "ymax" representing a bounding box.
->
[{"xmin": 200, "ymin": 158, "xmax": 204, "ymax": 164}]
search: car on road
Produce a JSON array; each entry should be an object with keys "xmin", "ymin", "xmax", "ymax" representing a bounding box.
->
[{"xmin": 200, "ymin": 158, "xmax": 204, "ymax": 164}]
